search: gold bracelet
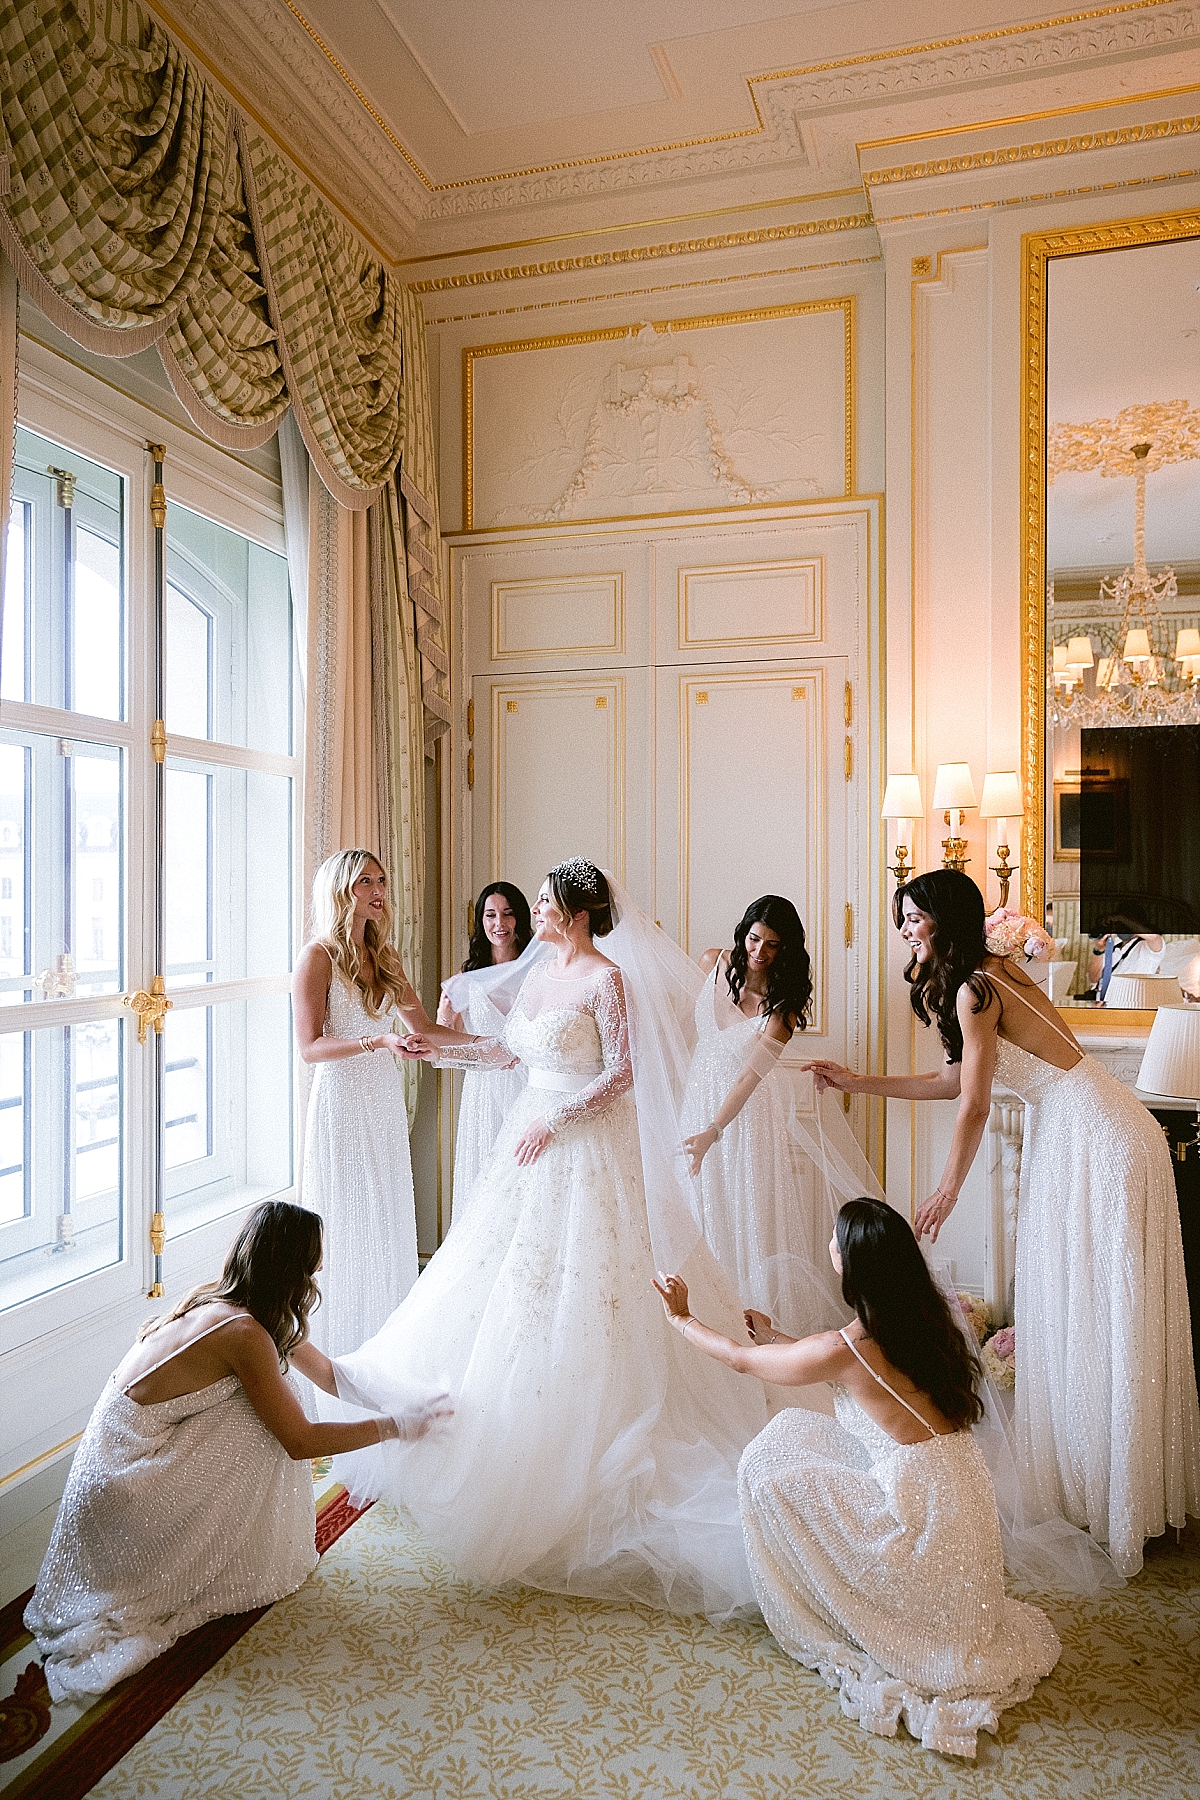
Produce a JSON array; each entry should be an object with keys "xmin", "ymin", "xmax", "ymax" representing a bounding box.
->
[{"xmin": 360, "ymin": 1036, "xmax": 374, "ymax": 1055}]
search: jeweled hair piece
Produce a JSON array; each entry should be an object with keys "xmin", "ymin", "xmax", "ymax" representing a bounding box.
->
[{"xmin": 549, "ymin": 858, "xmax": 602, "ymax": 896}]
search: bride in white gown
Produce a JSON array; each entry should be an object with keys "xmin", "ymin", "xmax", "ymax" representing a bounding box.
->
[{"xmin": 330, "ymin": 859, "xmax": 767, "ymax": 1619}]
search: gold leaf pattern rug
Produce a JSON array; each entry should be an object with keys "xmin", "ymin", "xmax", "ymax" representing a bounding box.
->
[{"xmin": 89, "ymin": 1504, "xmax": 1199, "ymax": 1800}]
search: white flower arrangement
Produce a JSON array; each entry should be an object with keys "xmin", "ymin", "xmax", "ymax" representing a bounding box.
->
[
  {"xmin": 985, "ymin": 908, "xmax": 1054, "ymax": 962},
  {"xmin": 980, "ymin": 1325, "xmax": 1016, "ymax": 1391},
  {"xmin": 955, "ymin": 1291, "xmax": 991, "ymax": 1346}
]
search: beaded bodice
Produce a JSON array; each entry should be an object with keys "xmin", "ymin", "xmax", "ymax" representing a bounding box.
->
[{"xmin": 994, "ymin": 1035, "xmax": 1080, "ymax": 1105}]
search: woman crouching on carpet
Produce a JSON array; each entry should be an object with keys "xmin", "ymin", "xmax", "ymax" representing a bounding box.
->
[
  {"xmin": 654, "ymin": 1197, "xmax": 1060, "ymax": 1759},
  {"xmin": 25, "ymin": 1201, "xmax": 450, "ymax": 1702}
]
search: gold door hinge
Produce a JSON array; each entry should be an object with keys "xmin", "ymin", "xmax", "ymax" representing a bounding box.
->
[
  {"xmin": 844, "ymin": 735, "xmax": 853, "ymax": 780},
  {"xmin": 844, "ymin": 903, "xmax": 854, "ymax": 947},
  {"xmin": 466, "ymin": 698, "xmax": 475, "ymax": 739},
  {"xmin": 147, "ymin": 442, "xmax": 167, "ymax": 529},
  {"xmin": 466, "ymin": 748, "xmax": 474, "ymax": 790},
  {"xmin": 844, "ymin": 681, "xmax": 853, "ymax": 726},
  {"xmin": 150, "ymin": 718, "xmax": 167, "ymax": 763},
  {"xmin": 843, "ymin": 1091, "xmax": 852, "ymax": 1113},
  {"xmin": 148, "ymin": 1210, "xmax": 166, "ymax": 1299},
  {"xmin": 123, "ymin": 974, "xmax": 173, "ymax": 1045}
]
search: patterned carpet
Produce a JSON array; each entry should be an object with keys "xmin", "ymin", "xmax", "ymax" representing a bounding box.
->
[{"xmin": 86, "ymin": 1503, "xmax": 1200, "ymax": 1800}]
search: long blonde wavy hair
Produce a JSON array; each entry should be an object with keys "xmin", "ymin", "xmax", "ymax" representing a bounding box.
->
[{"xmin": 310, "ymin": 848, "xmax": 415, "ymax": 1015}]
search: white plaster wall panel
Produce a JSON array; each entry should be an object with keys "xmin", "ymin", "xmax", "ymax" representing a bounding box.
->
[
  {"xmin": 476, "ymin": 670, "xmax": 650, "ymax": 906},
  {"xmin": 455, "ymin": 537, "xmax": 651, "ymax": 671},
  {"xmin": 665, "ymin": 664, "xmax": 832, "ymax": 1037},
  {"xmin": 491, "ymin": 572, "xmax": 625, "ymax": 661},
  {"xmin": 464, "ymin": 303, "xmax": 851, "ymax": 530},
  {"xmin": 677, "ymin": 559, "xmax": 820, "ymax": 653}
]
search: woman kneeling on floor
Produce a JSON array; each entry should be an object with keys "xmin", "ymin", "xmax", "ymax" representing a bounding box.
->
[
  {"xmin": 655, "ymin": 1196, "xmax": 1060, "ymax": 1759},
  {"xmin": 26, "ymin": 1201, "xmax": 450, "ymax": 1701}
]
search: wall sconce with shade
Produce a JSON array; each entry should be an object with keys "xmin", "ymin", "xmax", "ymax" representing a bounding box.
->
[
  {"xmin": 980, "ymin": 771, "xmax": 1024, "ymax": 909},
  {"xmin": 881, "ymin": 774, "xmax": 923, "ymax": 886},
  {"xmin": 932, "ymin": 763, "xmax": 976, "ymax": 872},
  {"xmin": 1176, "ymin": 627, "xmax": 1200, "ymax": 684},
  {"xmin": 1137, "ymin": 1006, "xmax": 1200, "ymax": 1104}
]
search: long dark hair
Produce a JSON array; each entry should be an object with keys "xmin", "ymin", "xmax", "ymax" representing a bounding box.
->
[
  {"xmin": 893, "ymin": 868, "xmax": 993, "ymax": 1063},
  {"xmin": 545, "ymin": 859, "xmax": 614, "ymax": 938},
  {"xmin": 726, "ymin": 895, "xmax": 811, "ymax": 1026},
  {"xmin": 463, "ymin": 881, "xmax": 533, "ymax": 972},
  {"xmin": 836, "ymin": 1197, "xmax": 983, "ymax": 1430},
  {"xmin": 140, "ymin": 1201, "xmax": 323, "ymax": 1365}
]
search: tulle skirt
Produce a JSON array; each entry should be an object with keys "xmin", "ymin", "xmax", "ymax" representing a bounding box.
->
[{"xmin": 334, "ymin": 1086, "xmax": 767, "ymax": 1620}]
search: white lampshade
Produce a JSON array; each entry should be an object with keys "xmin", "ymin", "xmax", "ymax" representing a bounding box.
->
[
  {"xmin": 1123, "ymin": 626, "xmax": 1153, "ymax": 662},
  {"xmin": 1105, "ymin": 973, "xmax": 1182, "ymax": 1012},
  {"xmin": 932, "ymin": 762, "xmax": 977, "ymax": 810},
  {"xmin": 1181, "ymin": 655, "xmax": 1200, "ymax": 682},
  {"xmin": 881, "ymin": 773, "xmax": 924, "ymax": 819},
  {"xmin": 1065, "ymin": 635, "xmax": 1094, "ymax": 668},
  {"xmin": 1096, "ymin": 656, "xmax": 1123, "ymax": 689},
  {"xmin": 1136, "ymin": 1004, "xmax": 1200, "ymax": 1100},
  {"xmin": 1052, "ymin": 643, "xmax": 1068, "ymax": 672},
  {"xmin": 979, "ymin": 772, "xmax": 1024, "ymax": 819},
  {"xmin": 1174, "ymin": 627, "xmax": 1200, "ymax": 660}
]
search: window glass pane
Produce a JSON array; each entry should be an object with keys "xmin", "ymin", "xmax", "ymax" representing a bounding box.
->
[
  {"xmin": 165, "ymin": 761, "xmax": 290, "ymax": 986},
  {"xmin": 11, "ymin": 427, "xmax": 124, "ymax": 720},
  {"xmin": 0, "ymin": 730, "xmax": 123, "ymax": 1007},
  {"xmin": 165, "ymin": 993, "xmax": 292, "ymax": 1234},
  {"xmin": 2, "ymin": 500, "xmax": 29, "ymax": 703},
  {"xmin": 166, "ymin": 505, "xmax": 291, "ymax": 754},
  {"xmin": 0, "ymin": 1019, "xmax": 124, "ymax": 1311}
]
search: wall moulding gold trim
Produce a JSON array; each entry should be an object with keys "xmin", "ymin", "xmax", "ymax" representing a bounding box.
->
[
  {"xmin": 858, "ymin": 77, "xmax": 1200, "ymax": 154},
  {"xmin": 426, "ymin": 255, "xmax": 880, "ymax": 329},
  {"xmin": 1020, "ymin": 204, "xmax": 1200, "ymax": 919},
  {"xmin": 490, "ymin": 673, "xmax": 626, "ymax": 884},
  {"xmin": 412, "ymin": 214, "xmax": 873, "ymax": 294},
  {"xmin": 489, "ymin": 571, "xmax": 626, "ymax": 661},
  {"xmin": 866, "ymin": 111, "xmax": 1200, "ymax": 189},
  {"xmin": 677, "ymin": 557, "xmax": 824, "ymax": 650},
  {"xmin": 462, "ymin": 296, "xmax": 855, "ymax": 532}
]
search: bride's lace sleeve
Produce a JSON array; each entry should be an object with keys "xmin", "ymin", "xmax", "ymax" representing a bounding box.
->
[
  {"xmin": 544, "ymin": 967, "xmax": 633, "ymax": 1131},
  {"xmin": 427, "ymin": 1036, "xmax": 516, "ymax": 1070}
]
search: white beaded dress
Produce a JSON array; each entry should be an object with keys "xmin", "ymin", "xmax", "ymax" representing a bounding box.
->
[
  {"xmin": 334, "ymin": 960, "xmax": 764, "ymax": 1620},
  {"xmin": 994, "ymin": 997, "xmax": 1200, "ymax": 1577},
  {"xmin": 302, "ymin": 965, "xmax": 419, "ymax": 1364},
  {"xmin": 739, "ymin": 1332, "xmax": 1061, "ymax": 1759},
  {"xmin": 682, "ymin": 965, "xmax": 844, "ymax": 1335},
  {"xmin": 443, "ymin": 980, "xmax": 527, "ymax": 1218},
  {"xmin": 25, "ymin": 1318, "xmax": 316, "ymax": 1701}
]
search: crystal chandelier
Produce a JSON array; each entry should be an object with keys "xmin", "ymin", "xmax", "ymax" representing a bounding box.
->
[{"xmin": 1049, "ymin": 435, "xmax": 1200, "ymax": 729}]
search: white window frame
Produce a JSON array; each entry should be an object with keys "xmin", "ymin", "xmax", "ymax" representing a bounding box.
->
[{"xmin": 0, "ymin": 335, "xmax": 303, "ymax": 1357}]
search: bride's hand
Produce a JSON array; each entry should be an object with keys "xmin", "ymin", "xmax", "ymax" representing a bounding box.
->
[
  {"xmin": 913, "ymin": 1186, "xmax": 958, "ymax": 1242},
  {"xmin": 392, "ymin": 1032, "xmax": 434, "ymax": 1059},
  {"xmin": 513, "ymin": 1120, "xmax": 552, "ymax": 1165},
  {"xmin": 744, "ymin": 1309, "xmax": 773, "ymax": 1343},
  {"xmin": 801, "ymin": 1058, "xmax": 856, "ymax": 1095},
  {"xmin": 682, "ymin": 1128, "xmax": 718, "ymax": 1176},
  {"xmin": 653, "ymin": 1272, "xmax": 690, "ymax": 1322}
]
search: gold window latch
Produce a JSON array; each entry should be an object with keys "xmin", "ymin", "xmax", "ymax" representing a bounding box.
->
[{"xmin": 123, "ymin": 975, "xmax": 173, "ymax": 1044}]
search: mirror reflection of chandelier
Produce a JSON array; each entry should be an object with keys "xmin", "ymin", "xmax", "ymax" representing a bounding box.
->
[{"xmin": 1048, "ymin": 401, "xmax": 1200, "ymax": 728}]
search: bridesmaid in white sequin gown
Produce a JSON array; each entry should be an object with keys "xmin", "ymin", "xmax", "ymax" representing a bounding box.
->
[
  {"xmin": 656, "ymin": 1198, "xmax": 1060, "ymax": 1760},
  {"xmin": 25, "ymin": 1204, "xmax": 446, "ymax": 1699},
  {"xmin": 806, "ymin": 869, "xmax": 1200, "ymax": 1577},
  {"xmin": 333, "ymin": 861, "xmax": 766, "ymax": 1619},
  {"xmin": 437, "ymin": 882, "xmax": 534, "ymax": 1215},
  {"xmin": 295, "ymin": 850, "xmax": 427, "ymax": 1363},
  {"xmin": 682, "ymin": 898, "xmax": 844, "ymax": 1335}
]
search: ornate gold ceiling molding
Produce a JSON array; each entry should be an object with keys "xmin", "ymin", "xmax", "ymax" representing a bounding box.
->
[
  {"xmin": 865, "ymin": 111, "xmax": 1200, "ymax": 187},
  {"xmin": 410, "ymin": 213, "xmax": 874, "ymax": 294},
  {"xmin": 879, "ymin": 164, "xmax": 1200, "ymax": 222},
  {"xmin": 424, "ymin": 255, "xmax": 882, "ymax": 329}
]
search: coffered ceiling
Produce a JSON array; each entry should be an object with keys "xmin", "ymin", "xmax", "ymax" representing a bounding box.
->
[{"xmin": 153, "ymin": 1, "xmax": 1200, "ymax": 260}]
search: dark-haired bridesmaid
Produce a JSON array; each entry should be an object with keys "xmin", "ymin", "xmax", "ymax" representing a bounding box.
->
[
  {"xmin": 803, "ymin": 866, "xmax": 1200, "ymax": 1578},
  {"xmin": 681, "ymin": 896, "xmax": 844, "ymax": 1336},
  {"xmin": 437, "ymin": 881, "xmax": 537, "ymax": 1211}
]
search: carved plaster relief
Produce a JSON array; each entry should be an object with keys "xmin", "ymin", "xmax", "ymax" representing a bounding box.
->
[{"xmin": 465, "ymin": 307, "xmax": 850, "ymax": 530}]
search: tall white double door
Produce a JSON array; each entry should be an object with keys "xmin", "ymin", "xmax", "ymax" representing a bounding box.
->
[{"xmin": 446, "ymin": 499, "xmax": 881, "ymax": 1123}]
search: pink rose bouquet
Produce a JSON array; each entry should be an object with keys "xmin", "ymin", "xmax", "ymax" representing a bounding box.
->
[
  {"xmin": 981, "ymin": 1324, "xmax": 1016, "ymax": 1391},
  {"xmin": 985, "ymin": 907, "xmax": 1054, "ymax": 961},
  {"xmin": 955, "ymin": 1291, "xmax": 991, "ymax": 1345}
]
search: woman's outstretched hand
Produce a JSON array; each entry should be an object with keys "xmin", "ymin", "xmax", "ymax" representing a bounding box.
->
[
  {"xmin": 801, "ymin": 1059, "xmax": 857, "ymax": 1094},
  {"xmin": 513, "ymin": 1120, "xmax": 553, "ymax": 1165},
  {"xmin": 913, "ymin": 1187, "xmax": 958, "ymax": 1242},
  {"xmin": 682, "ymin": 1128, "xmax": 718, "ymax": 1176},
  {"xmin": 393, "ymin": 1032, "xmax": 434, "ymax": 1059},
  {"xmin": 653, "ymin": 1272, "xmax": 690, "ymax": 1324}
]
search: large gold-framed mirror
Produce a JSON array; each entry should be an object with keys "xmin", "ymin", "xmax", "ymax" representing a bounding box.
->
[{"xmin": 1022, "ymin": 208, "xmax": 1200, "ymax": 1020}]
